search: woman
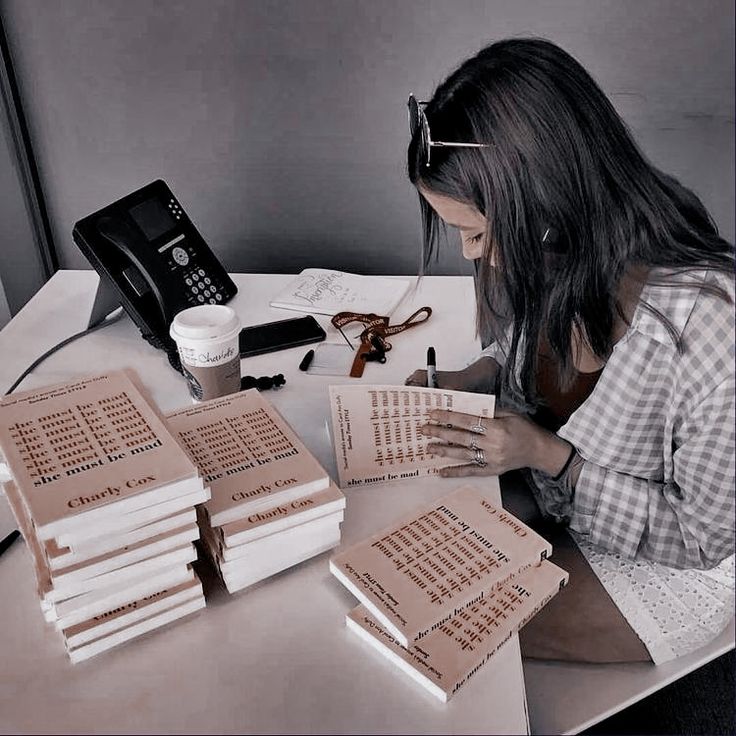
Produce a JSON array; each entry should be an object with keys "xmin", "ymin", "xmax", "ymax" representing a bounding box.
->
[{"xmin": 405, "ymin": 38, "xmax": 734, "ymax": 663}]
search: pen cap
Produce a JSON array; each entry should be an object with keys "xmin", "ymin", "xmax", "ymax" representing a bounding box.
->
[{"xmin": 427, "ymin": 346, "xmax": 436, "ymax": 365}]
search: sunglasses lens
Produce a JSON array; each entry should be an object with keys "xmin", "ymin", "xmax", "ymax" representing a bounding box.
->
[
  {"xmin": 408, "ymin": 95, "xmax": 430, "ymax": 166},
  {"xmin": 407, "ymin": 95, "xmax": 421, "ymax": 138}
]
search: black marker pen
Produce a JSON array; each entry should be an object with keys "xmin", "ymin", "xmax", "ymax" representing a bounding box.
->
[{"xmin": 426, "ymin": 346, "xmax": 438, "ymax": 388}]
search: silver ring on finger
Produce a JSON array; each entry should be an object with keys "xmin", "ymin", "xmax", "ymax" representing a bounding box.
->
[
  {"xmin": 473, "ymin": 448, "xmax": 487, "ymax": 467},
  {"xmin": 469, "ymin": 437, "xmax": 480, "ymax": 451},
  {"xmin": 469, "ymin": 415, "xmax": 486, "ymax": 434}
]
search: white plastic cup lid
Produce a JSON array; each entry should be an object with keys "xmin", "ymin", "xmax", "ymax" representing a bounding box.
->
[{"xmin": 170, "ymin": 305, "xmax": 240, "ymax": 342}]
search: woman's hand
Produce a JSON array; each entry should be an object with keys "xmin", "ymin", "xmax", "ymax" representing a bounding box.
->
[
  {"xmin": 405, "ymin": 357, "xmax": 500, "ymax": 394},
  {"xmin": 421, "ymin": 408, "xmax": 573, "ymax": 477}
]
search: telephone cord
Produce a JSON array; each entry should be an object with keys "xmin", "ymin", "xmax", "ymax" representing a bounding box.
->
[{"xmin": 3, "ymin": 308, "xmax": 125, "ymax": 397}]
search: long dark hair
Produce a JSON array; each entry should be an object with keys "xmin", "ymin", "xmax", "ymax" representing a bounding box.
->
[{"xmin": 408, "ymin": 38, "xmax": 733, "ymax": 404}]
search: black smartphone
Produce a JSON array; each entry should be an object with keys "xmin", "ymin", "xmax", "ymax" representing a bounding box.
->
[{"xmin": 239, "ymin": 315, "xmax": 326, "ymax": 358}]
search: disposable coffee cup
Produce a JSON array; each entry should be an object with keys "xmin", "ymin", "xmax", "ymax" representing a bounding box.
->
[{"xmin": 170, "ymin": 305, "xmax": 241, "ymax": 402}]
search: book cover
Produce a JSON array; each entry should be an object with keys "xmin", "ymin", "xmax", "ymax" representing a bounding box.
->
[
  {"xmin": 166, "ymin": 389, "xmax": 330, "ymax": 526},
  {"xmin": 216, "ymin": 482, "xmax": 345, "ymax": 547},
  {"xmin": 330, "ymin": 485, "xmax": 552, "ymax": 647},
  {"xmin": 269, "ymin": 269, "xmax": 411, "ymax": 317},
  {"xmin": 346, "ymin": 560, "xmax": 568, "ymax": 702},
  {"xmin": 328, "ymin": 385, "xmax": 495, "ymax": 488},
  {"xmin": 0, "ymin": 370, "xmax": 200, "ymax": 539}
]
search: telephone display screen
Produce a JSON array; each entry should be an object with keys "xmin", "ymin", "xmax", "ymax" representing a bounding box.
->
[{"xmin": 129, "ymin": 198, "xmax": 176, "ymax": 241}]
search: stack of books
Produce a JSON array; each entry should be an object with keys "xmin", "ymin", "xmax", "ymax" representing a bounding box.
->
[
  {"xmin": 330, "ymin": 485, "xmax": 568, "ymax": 702},
  {"xmin": 166, "ymin": 390, "xmax": 345, "ymax": 594},
  {"xmin": 0, "ymin": 370, "xmax": 209, "ymax": 663}
]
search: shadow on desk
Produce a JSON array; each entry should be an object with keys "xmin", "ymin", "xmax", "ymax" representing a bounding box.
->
[{"xmin": 500, "ymin": 470, "xmax": 650, "ymax": 664}]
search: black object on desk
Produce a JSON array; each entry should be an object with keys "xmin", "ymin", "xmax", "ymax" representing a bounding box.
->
[
  {"xmin": 0, "ymin": 529, "xmax": 20, "ymax": 558},
  {"xmin": 73, "ymin": 179, "xmax": 237, "ymax": 353},
  {"xmin": 239, "ymin": 316, "xmax": 326, "ymax": 358},
  {"xmin": 299, "ymin": 349, "xmax": 315, "ymax": 371}
]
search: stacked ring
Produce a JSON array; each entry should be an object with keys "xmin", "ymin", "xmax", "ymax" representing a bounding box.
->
[
  {"xmin": 473, "ymin": 448, "xmax": 487, "ymax": 467},
  {"xmin": 470, "ymin": 415, "xmax": 486, "ymax": 434}
]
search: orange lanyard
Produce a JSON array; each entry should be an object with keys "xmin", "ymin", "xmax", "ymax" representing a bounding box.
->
[{"xmin": 331, "ymin": 307, "xmax": 432, "ymax": 377}]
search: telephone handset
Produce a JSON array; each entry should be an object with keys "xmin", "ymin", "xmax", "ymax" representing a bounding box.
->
[{"xmin": 73, "ymin": 180, "xmax": 237, "ymax": 356}]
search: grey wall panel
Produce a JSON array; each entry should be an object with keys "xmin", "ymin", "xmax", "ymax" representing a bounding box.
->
[
  {"xmin": 1, "ymin": 0, "xmax": 733, "ymax": 279},
  {"xmin": 0, "ymin": 275, "xmax": 10, "ymax": 328},
  {"xmin": 0, "ymin": 72, "xmax": 47, "ymax": 314}
]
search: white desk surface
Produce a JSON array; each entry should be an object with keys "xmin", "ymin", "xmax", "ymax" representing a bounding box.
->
[
  {"xmin": 1, "ymin": 270, "xmax": 733, "ymax": 735},
  {"xmin": 0, "ymin": 271, "xmax": 528, "ymax": 735}
]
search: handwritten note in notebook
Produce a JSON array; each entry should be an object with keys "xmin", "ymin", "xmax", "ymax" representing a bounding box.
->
[
  {"xmin": 269, "ymin": 269, "xmax": 412, "ymax": 316},
  {"xmin": 327, "ymin": 385, "xmax": 495, "ymax": 488}
]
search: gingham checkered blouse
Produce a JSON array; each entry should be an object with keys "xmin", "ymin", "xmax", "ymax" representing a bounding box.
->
[{"xmin": 483, "ymin": 267, "xmax": 735, "ymax": 570}]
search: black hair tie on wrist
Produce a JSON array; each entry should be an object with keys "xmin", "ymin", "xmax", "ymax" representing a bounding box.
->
[
  {"xmin": 241, "ymin": 373, "xmax": 286, "ymax": 391},
  {"xmin": 551, "ymin": 445, "xmax": 577, "ymax": 482}
]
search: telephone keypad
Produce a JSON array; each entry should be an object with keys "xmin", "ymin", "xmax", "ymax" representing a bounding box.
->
[{"xmin": 181, "ymin": 262, "xmax": 227, "ymax": 307}]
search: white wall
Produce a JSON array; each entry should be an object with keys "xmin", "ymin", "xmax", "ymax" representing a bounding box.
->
[{"xmin": 2, "ymin": 0, "xmax": 734, "ymax": 279}]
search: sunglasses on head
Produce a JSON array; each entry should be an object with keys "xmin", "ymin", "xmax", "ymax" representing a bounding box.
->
[{"xmin": 407, "ymin": 93, "xmax": 492, "ymax": 167}]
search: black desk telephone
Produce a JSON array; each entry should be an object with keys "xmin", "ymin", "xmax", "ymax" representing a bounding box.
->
[{"xmin": 72, "ymin": 179, "xmax": 237, "ymax": 357}]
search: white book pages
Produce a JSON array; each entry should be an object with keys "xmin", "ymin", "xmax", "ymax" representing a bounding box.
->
[
  {"xmin": 51, "ymin": 561, "xmax": 196, "ymax": 630},
  {"xmin": 222, "ymin": 531, "xmax": 341, "ymax": 592},
  {"xmin": 47, "ymin": 508, "xmax": 197, "ymax": 569},
  {"xmin": 63, "ymin": 577, "xmax": 203, "ymax": 648},
  {"xmin": 345, "ymin": 614, "xmax": 450, "ymax": 702},
  {"xmin": 67, "ymin": 595, "xmax": 206, "ymax": 663},
  {"xmin": 218, "ymin": 511, "xmax": 343, "ymax": 567},
  {"xmin": 55, "ymin": 485, "xmax": 209, "ymax": 547},
  {"xmin": 50, "ymin": 523, "xmax": 200, "ymax": 588},
  {"xmin": 47, "ymin": 542, "xmax": 197, "ymax": 607}
]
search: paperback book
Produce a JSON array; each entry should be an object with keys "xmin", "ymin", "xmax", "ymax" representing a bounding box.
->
[
  {"xmin": 0, "ymin": 369, "xmax": 209, "ymax": 662},
  {"xmin": 166, "ymin": 389, "xmax": 330, "ymax": 526},
  {"xmin": 347, "ymin": 560, "xmax": 568, "ymax": 701},
  {"xmin": 330, "ymin": 485, "xmax": 551, "ymax": 647},
  {"xmin": 328, "ymin": 385, "xmax": 495, "ymax": 488},
  {"xmin": 0, "ymin": 369, "xmax": 202, "ymax": 540}
]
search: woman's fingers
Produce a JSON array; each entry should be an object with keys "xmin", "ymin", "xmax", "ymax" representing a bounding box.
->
[
  {"xmin": 427, "ymin": 441, "xmax": 479, "ymax": 462},
  {"xmin": 405, "ymin": 369, "xmax": 428, "ymax": 386},
  {"xmin": 421, "ymin": 424, "xmax": 482, "ymax": 446},
  {"xmin": 428, "ymin": 409, "xmax": 492, "ymax": 433},
  {"xmin": 438, "ymin": 463, "xmax": 492, "ymax": 478}
]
